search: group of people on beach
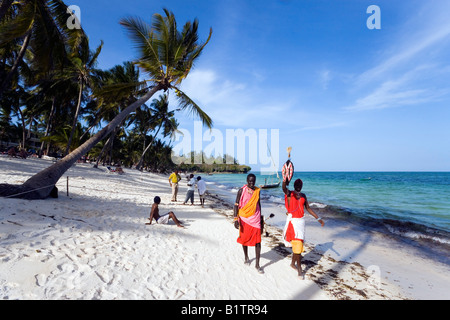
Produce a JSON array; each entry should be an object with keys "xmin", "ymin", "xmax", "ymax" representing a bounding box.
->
[
  {"xmin": 168, "ymin": 170, "xmax": 207, "ymax": 206},
  {"xmin": 233, "ymin": 173, "xmax": 324, "ymax": 277},
  {"xmin": 147, "ymin": 169, "xmax": 325, "ymax": 279},
  {"xmin": 146, "ymin": 170, "xmax": 207, "ymax": 228}
]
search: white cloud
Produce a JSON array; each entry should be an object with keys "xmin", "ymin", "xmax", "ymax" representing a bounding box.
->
[
  {"xmin": 345, "ymin": 65, "xmax": 449, "ymax": 111},
  {"xmin": 178, "ymin": 69, "xmax": 293, "ymax": 128},
  {"xmin": 347, "ymin": 2, "xmax": 450, "ymax": 112},
  {"xmin": 357, "ymin": 27, "xmax": 450, "ymax": 86},
  {"xmin": 179, "ymin": 69, "xmax": 246, "ymax": 106},
  {"xmin": 358, "ymin": 3, "xmax": 450, "ymax": 85}
]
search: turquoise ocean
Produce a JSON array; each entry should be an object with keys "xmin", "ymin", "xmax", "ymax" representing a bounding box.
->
[{"xmin": 203, "ymin": 171, "xmax": 450, "ymax": 250}]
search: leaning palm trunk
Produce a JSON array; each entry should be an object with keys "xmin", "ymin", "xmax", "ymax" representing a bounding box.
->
[{"xmin": 0, "ymin": 85, "xmax": 160, "ymax": 199}]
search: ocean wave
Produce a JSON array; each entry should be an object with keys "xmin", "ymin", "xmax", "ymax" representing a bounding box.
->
[
  {"xmin": 205, "ymin": 174, "xmax": 450, "ymax": 250},
  {"xmin": 262, "ymin": 195, "xmax": 284, "ymax": 205},
  {"xmin": 260, "ymin": 194, "xmax": 329, "ymax": 210},
  {"xmin": 310, "ymin": 202, "xmax": 328, "ymax": 209},
  {"xmin": 316, "ymin": 204, "xmax": 450, "ymax": 248},
  {"xmin": 380, "ymin": 219, "xmax": 450, "ymax": 246}
]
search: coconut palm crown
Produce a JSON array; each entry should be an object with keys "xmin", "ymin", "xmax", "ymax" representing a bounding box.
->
[{"xmin": 120, "ymin": 9, "xmax": 212, "ymax": 127}]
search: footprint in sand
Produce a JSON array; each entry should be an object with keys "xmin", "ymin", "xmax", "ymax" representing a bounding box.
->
[
  {"xmin": 35, "ymin": 273, "xmax": 47, "ymax": 287},
  {"xmin": 95, "ymin": 270, "xmax": 121, "ymax": 285}
]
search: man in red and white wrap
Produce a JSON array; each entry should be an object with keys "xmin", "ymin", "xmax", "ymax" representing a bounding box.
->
[{"xmin": 282, "ymin": 178, "xmax": 324, "ymax": 279}]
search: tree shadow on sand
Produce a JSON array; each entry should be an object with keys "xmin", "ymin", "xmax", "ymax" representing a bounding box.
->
[
  {"xmin": 291, "ymin": 231, "xmax": 395, "ymax": 300},
  {"xmin": 261, "ymin": 222, "xmax": 406, "ymax": 299}
]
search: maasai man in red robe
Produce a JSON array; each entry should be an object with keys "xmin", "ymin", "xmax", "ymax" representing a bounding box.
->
[{"xmin": 233, "ymin": 174, "xmax": 264, "ymax": 274}]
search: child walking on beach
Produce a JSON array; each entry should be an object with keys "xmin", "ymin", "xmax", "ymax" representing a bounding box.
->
[
  {"xmin": 233, "ymin": 174, "xmax": 264, "ymax": 274},
  {"xmin": 146, "ymin": 196, "xmax": 184, "ymax": 228},
  {"xmin": 282, "ymin": 179, "xmax": 324, "ymax": 279}
]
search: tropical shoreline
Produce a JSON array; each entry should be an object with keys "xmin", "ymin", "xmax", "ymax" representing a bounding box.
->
[
  {"xmin": 204, "ymin": 171, "xmax": 450, "ymax": 257},
  {"xmin": 2, "ymin": 156, "xmax": 449, "ymax": 300},
  {"xmin": 203, "ymin": 173, "xmax": 450, "ymax": 300}
]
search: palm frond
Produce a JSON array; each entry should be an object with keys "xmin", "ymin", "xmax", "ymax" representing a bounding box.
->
[
  {"xmin": 0, "ymin": 1, "xmax": 34, "ymax": 46},
  {"xmin": 93, "ymin": 80, "xmax": 148, "ymax": 104},
  {"xmin": 86, "ymin": 40, "xmax": 103, "ymax": 69},
  {"xmin": 176, "ymin": 27, "xmax": 212, "ymax": 85},
  {"xmin": 174, "ymin": 87, "xmax": 212, "ymax": 129},
  {"xmin": 119, "ymin": 16, "xmax": 164, "ymax": 78},
  {"xmin": 32, "ymin": 0, "xmax": 74, "ymax": 71}
]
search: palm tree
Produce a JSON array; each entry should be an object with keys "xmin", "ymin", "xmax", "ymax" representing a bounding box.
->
[
  {"xmin": 91, "ymin": 61, "xmax": 146, "ymax": 167},
  {"xmin": 0, "ymin": 0, "xmax": 14, "ymax": 23},
  {"xmin": 0, "ymin": 0, "xmax": 87, "ymax": 156},
  {"xmin": 0, "ymin": 0, "xmax": 84, "ymax": 97},
  {"xmin": 130, "ymin": 104, "xmax": 153, "ymax": 152},
  {"xmin": 62, "ymin": 37, "xmax": 103, "ymax": 155},
  {"xmin": 135, "ymin": 94, "xmax": 179, "ymax": 171},
  {"xmin": 40, "ymin": 122, "xmax": 88, "ymax": 152},
  {"xmin": 0, "ymin": 8, "xmax": 212, "ymax": 199},
  {"xmin": 31, "ymin": 70, "xmax": 81, "ymax": 156}
]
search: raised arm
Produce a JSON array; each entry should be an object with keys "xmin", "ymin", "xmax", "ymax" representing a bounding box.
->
[{"xmin": 282, "ymin": 180, "xmax": 290, "ymax": 196}]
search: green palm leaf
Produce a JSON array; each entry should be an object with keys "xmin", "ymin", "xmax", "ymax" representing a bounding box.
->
[
  {"xmin": 174, "ymin": 87, "xmax": 213, "ymax": 128},
  {"xmin": 119, "ymin": 16, "xmax": 164, "ymax": 79}
]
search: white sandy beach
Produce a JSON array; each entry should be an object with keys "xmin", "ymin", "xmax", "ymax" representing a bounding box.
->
[{"xmin": 0, "ymin": 156, "xmax": 449, "ymax": 300}]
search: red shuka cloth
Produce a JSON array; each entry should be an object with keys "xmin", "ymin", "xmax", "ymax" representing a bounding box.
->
[{"xmin": 237, "ymin": 219, "xmax": 261, "ymax": 246}]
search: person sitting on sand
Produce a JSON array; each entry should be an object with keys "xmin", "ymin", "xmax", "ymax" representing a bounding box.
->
[
  {"xmin": 146, "ymin": 196, "xmax": 183, "ymax": 228},
  {"xmin": 233, "ymin": 173, "xmax": 264, "ymax": 274},
  {"xmin": 116, "ymin": 166, "xmax": 124, "ymax": 174},
  {"xmin": 282, "ymin": 179, "xmax": 324, "ymax": 279}
]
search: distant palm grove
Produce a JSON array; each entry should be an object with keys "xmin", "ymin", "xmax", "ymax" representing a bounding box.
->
[{"xmin": 0, "ymin": 1, "xmax": 218, "ymax": 175}]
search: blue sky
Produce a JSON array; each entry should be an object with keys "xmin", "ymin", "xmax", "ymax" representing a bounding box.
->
[{"xmin": 74, "ymin": 0, "xmax": 450, "ymax": 171}]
